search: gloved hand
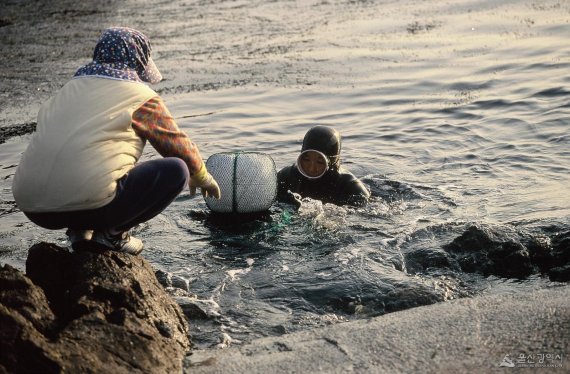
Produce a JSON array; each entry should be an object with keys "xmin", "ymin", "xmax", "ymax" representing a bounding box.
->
[
  {"xmin": 286, "ymin": 190, "xmax": 303, "ymax": 209},
  {"xmin": 189, "ymin": 164, "xmax": 221, "ymax": 199}
]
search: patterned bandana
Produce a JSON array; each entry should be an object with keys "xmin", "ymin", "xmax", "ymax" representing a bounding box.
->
[{"xmin": 74, "ymin": 27, "xmax": 162, "ymax": 84}]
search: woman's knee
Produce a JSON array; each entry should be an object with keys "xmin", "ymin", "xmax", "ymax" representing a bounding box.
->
[
  {"xmin": 164, "ymin": 157, "xmax": 190, "ymax": 188},
  {"xmin": 120, "ymin": 157, "xmax": 189, "ymax": 196}
]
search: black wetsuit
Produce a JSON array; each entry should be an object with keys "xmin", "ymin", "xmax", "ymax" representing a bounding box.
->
[
  {"xmin": 277, "ymin": 165, "xmax": 370, "ymax": 206},
  {"xmin": 277, "ymin": 125, "xmax": 370, "ymax": 207}
]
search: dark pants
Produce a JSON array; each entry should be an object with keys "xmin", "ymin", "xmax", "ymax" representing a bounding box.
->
[{"xmin": 25, "ymin": 157, "xmax": 189, "ymax": 232}]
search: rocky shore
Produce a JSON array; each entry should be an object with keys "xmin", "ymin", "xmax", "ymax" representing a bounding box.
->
[
  {"xmin": 2, "ymin": 224, "xmax": 567, "ymax": 373},
  {"xmin": 0, "ymin": 243, "xmax": 190, "ymax": 373},
  {"xmin": 187, "ymin": 285, "xmax": 570, "ymax": 373}
]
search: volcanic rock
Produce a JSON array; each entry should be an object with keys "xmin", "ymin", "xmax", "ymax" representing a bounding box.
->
[{"xmin": 0, "ymin": 242, "xmax": 191, "ymax": 374}]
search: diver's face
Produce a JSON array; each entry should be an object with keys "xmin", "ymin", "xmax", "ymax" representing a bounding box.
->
[{"xmin": 297, "ymin": 150, "xmax": 329, "ymax": 179}]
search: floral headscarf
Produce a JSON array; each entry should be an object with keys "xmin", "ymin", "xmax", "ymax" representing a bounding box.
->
[{"xmin": 74, "ymin": 27, "xmax": 162, "ymax": 84}]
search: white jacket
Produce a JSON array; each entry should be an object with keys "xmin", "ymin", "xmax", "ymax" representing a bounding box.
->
[{"xmin": 12, "ymin": 77, "xmax": 157, "ymax": 212}]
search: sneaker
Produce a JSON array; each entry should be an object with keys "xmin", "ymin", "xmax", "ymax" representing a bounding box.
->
[
  {"xmin": 91, "ymin": 230, "xmax": 144, "ymax": 255},
  {"xmin": 66, "ymin": 229, "xmax": 94, "ymax": 251}
]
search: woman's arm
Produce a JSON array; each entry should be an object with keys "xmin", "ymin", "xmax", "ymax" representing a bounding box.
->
[{"xmin": 131, "ymin": 96, "xmax": 204, "ymax": 176}]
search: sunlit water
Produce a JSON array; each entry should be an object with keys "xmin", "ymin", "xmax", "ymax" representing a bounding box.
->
[{"xmin": 0, "ymin": 0, "xmax": 569, "ymax": 350}]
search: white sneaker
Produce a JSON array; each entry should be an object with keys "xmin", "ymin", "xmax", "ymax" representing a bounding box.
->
[
  {"xmin": 66, "ymin": 229, "xmax": 94, "ymax": 250},
  {"xmin": 91, "ymin": 230, "xmax": 144, "ymax": 255}
]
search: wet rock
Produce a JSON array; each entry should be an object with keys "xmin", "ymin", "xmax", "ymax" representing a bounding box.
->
[
  {"xmin": 171, "ymin": 274, "xmax": 190, "ymax": 292},
  {"xmin": 443, "ymin": 224, "xmax": 570, "ymax": 279},
  {"xmin": 524, "ymin": 233, "xmax": 554, "ymax": 272},
  {"xmin": 155, "ymin": 269, "xmax": 172, "ymax": 288},
  {"xmin": 443, "ymin": 224, "xmax": 533, "ymax": 277},
  {"xmin": 546, "ymin": 230, "xmax": 570, "ymax": 282},
  {"xmin": 336, "ymin": 283, "xmax": 447, "ymax": 317},
  {"xmin": 383, "ymin": 284, "xmax": 445, "ymax": 314},
  {"xmin": 407, "ymin": 20, "xmax": 440, "ymax": 34},
  {"xmin": 179, "ymin": 300, "xmax": 210, "ymax": 320},
  {"xmin": 548, "ymin": 265, "xmax": 570, "ymax": 282},
  {"xmin": 551, "ymin": 230, "xmax": 570, "ymax": 263},
  {"xmin": 156, "ymin": 270, "xmax": 191, "ymax": 293},
  {"xmin": 175, "ymin": 296, "xmax": 221, "ymax": 320},
  {"xmin": 390, "ymin": 256, "xmax": 405, "ymax": 271},
  {"xmin": 0, "ymin": 242, "xmax": 191, "ymax": 374},
  {"xmin": 0, "ymin": 122, "xmax": 36, "ymax": 144},
  {"xmin": 404, "ymin": 247, "xmax": 458, "ymax": 274}
]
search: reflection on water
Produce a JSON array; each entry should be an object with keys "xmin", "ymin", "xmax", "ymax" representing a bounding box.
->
[{"xmin": 1, "ymin": 0, "xmax": 569, "ymax": 350}]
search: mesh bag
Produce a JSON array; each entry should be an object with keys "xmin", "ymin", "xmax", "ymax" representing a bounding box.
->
[{"xmin": 204, "ymin": 152, "xmax": 277, "ymax": 214}]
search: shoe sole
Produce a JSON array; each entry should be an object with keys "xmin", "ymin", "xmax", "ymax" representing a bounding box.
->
[{"xmin": 73, "ymin": 240, "xmax": 143, "ymax": 255}]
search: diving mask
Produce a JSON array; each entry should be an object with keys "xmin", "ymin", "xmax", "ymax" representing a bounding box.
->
[{"xmin": 296, "ymin": 149, "xmax": 329, "ymax": 179}]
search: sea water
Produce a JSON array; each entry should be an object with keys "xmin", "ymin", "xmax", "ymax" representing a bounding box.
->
[{"xmin": 0, "ymin": 0, "xmax": 568, "ymax": 349}]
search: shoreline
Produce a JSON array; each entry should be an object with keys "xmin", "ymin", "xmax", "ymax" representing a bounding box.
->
[{"xmin": 187, "ymin": 285, "xmax": 570, "ymax": 373}]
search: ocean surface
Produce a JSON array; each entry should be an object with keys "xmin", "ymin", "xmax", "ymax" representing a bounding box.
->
[{"xmin": 0, "ymin": 0, "xmax": 569, "ymax": 350}]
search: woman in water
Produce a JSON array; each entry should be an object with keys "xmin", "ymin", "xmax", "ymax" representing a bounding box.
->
[{"xmin": 277, "ymin": 125, "xmax": 370, "ymax": 206}]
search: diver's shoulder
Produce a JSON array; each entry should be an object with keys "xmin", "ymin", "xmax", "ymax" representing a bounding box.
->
[
  {"xmin": 336, "ymin": 167, "xmax": 370, "ymax": 199},
  {"xmin": 277, "ymin": 164, "xmax": 295, "ymax": 180},
  {"xmin": 337, "ymin": 167, "xmax": 359, "ymax": 181},
  {"xmin": 277, "ymin": 164, "xmax": 294, "ymax": 174}
]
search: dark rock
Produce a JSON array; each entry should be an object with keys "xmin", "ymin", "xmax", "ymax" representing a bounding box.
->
[
  {"xmin": 443, "ymin": 224, "xmax": 570, "ymax": 279},
  {"xmin": 155, "ymin": 270, "xmax": 190, "ymax": 292},
  {"xmin": 171, "ymin": 274, "xmax": 190, "ymax": 292},
  {"xmin": 525, "ymin": 233, "xmax": 554, "ymax": 272},
  {"xmin": 24, "ymin": 243, "xmax": 72, "ymax": 319},
  {"xmin": 0, "ymin": 264, "xmax": 55, "ymax": 335},
  {"xmin": 390, "ymin": 256, "xmax": 404, "ymax": 271},
  {"xmin": 0, "ymin": 242, "xmax": 191, "ymax": 374},
  {"xmin": 551, "ymin": 230, "xmax": 570, "ymax": 263},
  {"xmin": 548, "ymin": 264, "xmax": 570, "ymax": 282},
  {"xmin": 176, "ymin": 296, "xmax": 220, "ymax": 320},
  {"xmin": 0, "ymin": 19, "xmax": 13, "ymax": 28},
  {"xmin": 383, "ymin": 284, "xmax": 446, "ymax": 314},
  {"xmin": 180, "ymin": 301, "xmax": 210, "ymax": 320},
  {"xmin": 0, "ymin": 122, "xmax": 36, "ymax": 144},
  {"xmin": 155, "ymin": 269, "xmax": 172, "ymax": 288},
  {"xmin": 404, "ymin": 247, "xmax": 457, "ymax": 274},
  {"xmin": 443, "ymin": 224, "xmax": 533, "ymax": 278},
  {"xmin": 0, "ymin": 265, "xmax": 61, "ymax": 373},
  {"xmin": 327, "ymin": 282, "xmax": 450, "ymax": 318}
]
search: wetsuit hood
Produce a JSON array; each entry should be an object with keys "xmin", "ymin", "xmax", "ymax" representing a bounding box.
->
[{"xmin": 301, "ymin": 125, "xmax": 341, "ymax": 170}]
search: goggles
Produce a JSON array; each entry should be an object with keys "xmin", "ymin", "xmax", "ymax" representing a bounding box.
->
[{"xmin": 296, "ymin": 150, "xmax": 330, "ymax": 179}]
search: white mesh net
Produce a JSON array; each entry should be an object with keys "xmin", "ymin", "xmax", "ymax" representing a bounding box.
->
[{"xmin": 204, "ymin": 152, "xmax": 277, "ymax": 214}]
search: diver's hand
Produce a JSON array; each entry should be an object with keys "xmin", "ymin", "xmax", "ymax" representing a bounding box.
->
[
  {"xmin": 189, "ymin": 165, "xmax": 221, "ymax": 199},
  {"xmin": 287, "ymin": 190, "xmax": 303, "ymax": 209}
]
